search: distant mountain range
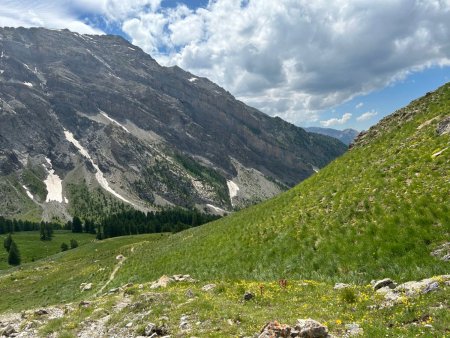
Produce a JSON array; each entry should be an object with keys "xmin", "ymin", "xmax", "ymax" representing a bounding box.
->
[
  {"xmin": 0, "ymin": 27, "xmax": 346, "ymax": 221},
  {"xmin": 305, "ymin": 127, "xmax": 359, "ymax": 145}
]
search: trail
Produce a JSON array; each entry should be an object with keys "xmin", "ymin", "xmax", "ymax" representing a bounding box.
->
[{"xmin": 95, "ymin": 254, "xmax": 127, "ymax": 296}]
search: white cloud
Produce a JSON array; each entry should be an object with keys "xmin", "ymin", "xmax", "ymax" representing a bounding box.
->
[
  {"xmin": 118, "ymin": 0, "xmax": 450, "ymax": 125},
  {"xmin": 357, "ymin": 110, "xmax": 378, "ymax": 121},
  {"xmin": 320, "ymin": 113, "xmax": 352, "ymax": 127},
  {"xmin": 355, "ymin": 102, "xmax": 364, "ymax": 109}
]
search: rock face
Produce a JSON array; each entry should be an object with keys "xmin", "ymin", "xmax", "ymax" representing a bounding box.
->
[
  {"xmin": 0, "ymin": 27, "xmax": 347, "ymax": 219},
  {"xmin": 305, "ymin": 127, "xmax": 359, "ymax": 146}
]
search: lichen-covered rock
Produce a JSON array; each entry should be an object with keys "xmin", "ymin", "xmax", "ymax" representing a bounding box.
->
[{"xmin": 295, "ymin": 318, "xmax": 329, "ymax": 338}]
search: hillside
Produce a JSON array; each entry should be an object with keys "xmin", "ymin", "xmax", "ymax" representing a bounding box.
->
[
  {"xmin": 305, "ymin": 127, "xmax": 359, "ymax": 146},
  {"xmin": 0, "ymin": 27, "xmax": 346, "ymax": 221},
  {"xmin": 0, "ymin": 81, "xmax": 449, "ymax": 337}
]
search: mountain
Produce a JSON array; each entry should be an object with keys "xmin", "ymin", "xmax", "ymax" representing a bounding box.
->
[
  {"xmin": 0, "ymin": 83, "xmax": 449, "ymax": 337},
  {"xmin": 305, "ymin": 127, "xmax": 359, "ymax": 145},
  {"xmin": 0, "ymin": 27, "xmax": 346, "ymax": 221}
]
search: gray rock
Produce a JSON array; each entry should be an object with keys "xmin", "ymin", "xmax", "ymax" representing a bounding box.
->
[
  {"xmin": 372, "ymin": 278, "xmax": 396, "ymax": 290},
  {"xmin": 1, "ymin": 325, "xmax": 16, "ymax": 337},
  {"xmin": 144, "ymin": 323, "xmax": 168, "ymax": 336},
  {"xmin": 295, "ymin": 318, "xmax": 329, "ymax": 338},
  {"xmin": 333, "ymin": 283, "xmax": 350, "ymax": 290},
  {"xmin": 34, "ymin": 309, "xmax": 48, "ymax": 316},
  {"xmin": 344, "ymin": 323, "xmax": 364, "ymax": 337},
  {"xmin": 243, "ymin": 291, "xmax": 254, "ymax": 301},
  {"xmin": 185, "ymin": 289, "xmax": 195, "ymax": 298},
  {"xmin": 431, "ymin": 242, "xmax": 450, "ymax": 261},
  {"xmin": 201, "ymin": 284, "xmax": 216, "ymax": 292},
  {"xmin": 80, "ymin": 282, "xmax": 93, "ymax": 291},
  {"xmin": 437, "ymin": 116, "xmax": 450, "ymax": 135}
]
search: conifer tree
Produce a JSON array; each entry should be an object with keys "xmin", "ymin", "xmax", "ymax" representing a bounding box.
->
[
  {"xmin": 72, "ymin": 216, "xmax": 83, "ymax": 233},
  {"xmin": 8, "ymin": 240, "xmax": 21, "ymax": 266},
  {"xmin": 3, "ymin": 233, "xmax": 12, "ymax": 252}
]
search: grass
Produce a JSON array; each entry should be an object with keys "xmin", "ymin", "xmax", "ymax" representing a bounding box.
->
[
  {"xmin": 0, "ymin": 83, "xmax": 449, "ymax": 337},
  {"xmin": 29, "ymin": 277, "xmax": 450, "ymax": 337},
  {"xmin": 0, "ymin": 231, "xmax": 95, "ymax": 270}
]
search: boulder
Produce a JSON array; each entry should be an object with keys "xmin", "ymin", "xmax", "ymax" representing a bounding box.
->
[
  {"xmin": 436, "ymin": 116, "xmax": 450, "ymax": 135},
  {"xmin": 295, "ymin": 318, "xmax": 329, "ymax": 338},
  {"xmin": 258, "ymin": 321, "xmax": 291, "ymax": 338},
  {"xmin": 1, "ymin": 325, "xmax": 16, "ymax": 337},
  {"xmin": 144, "ymin": 322, "xmax": 168, "ymax": 336},
  {"xmin": 344, "ymin": 323, "xmax": 364, "ymax": 337}
]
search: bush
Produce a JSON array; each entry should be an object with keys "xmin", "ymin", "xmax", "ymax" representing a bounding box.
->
[
  {"xmin": 340, "ymin": 288, "xmax": 357, "ymax": 304},
  {"xmin": 8, "ymin": 240, "xmax": 21, "ymax": 266},
  {"xmin": 70, "ymin": 239, "xmax": 79, "ymax": 249},
  {"xmin": 61, "ymin": 242, "xmax": 69, "ymax": 252}
]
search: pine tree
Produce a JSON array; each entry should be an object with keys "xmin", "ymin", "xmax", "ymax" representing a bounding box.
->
[
  {"xmin": 3, "ymin": 233, "xmax": 12, "ymax": 252},
  {"xmin": 8, "ymin": 240, "xmax": 21, "ymax": 266},
  {"xmin": 72, "ymin": 216, "xmax": 83, "ymax": 233}
]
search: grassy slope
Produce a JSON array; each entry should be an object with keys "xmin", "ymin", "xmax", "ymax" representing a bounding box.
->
[
  {"xmin": 0, "ymin": 231, "xmax": 96, "ymax": 270},
  {"xmin": 0, "ymin": 84, "xmax": 448, "ymax": 336}
]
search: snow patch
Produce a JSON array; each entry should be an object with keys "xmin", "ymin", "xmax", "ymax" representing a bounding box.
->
[
  {"xmin": 128, "ymin": 47, "xmax": 136, "ymax": 51},
  {"xmin": 100, "ymin": 111, "xmax": 130, "ymax": 133},
  {"xmin": 23, "ymin": 64, "xmax": 31, "ymax": 71},
  {"xmin": 42, "ymin": 158, "xmax": 63, "ymax": 203},
  {"xmin": 0, "ymin": 70, "xmax": 4, "ymax": 74},
  {"xmin": 312, "ymin": 166, "xmax": 319, "ymax": 173},
  {"xmin": 86, "ymin": 49, "xmax": 112, "ymax": 69},
  {"xmin": 206, "ymin": 204, "xmax": 226, "ymax": 213},
  {"xmin": 227, "ymin": 180, "xmax": 239, "ymax": 199},
  {"xmin": 23, "ymin": 82, "xmax": 33, "ymax": 87},
  {"xmin": 22, "ymin": 185, "xmax": 34, "ymax": 200},
  {"xmin": 64, "ymin": 197, "xmax": 69, "ymax": 204},
  {"xmin": 188, "ymin": 77, "xmax": 198, "ymax": 82},
  {"xmin": 63, "ymin": 129, "xmax": 133, "ymax": 205}
]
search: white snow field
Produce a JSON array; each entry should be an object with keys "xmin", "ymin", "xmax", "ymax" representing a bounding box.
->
[
  {"xmin": 100, "ymin": 111, "xmax": 130, "ymax": 133},
  {"xmin": 43, "ymin": 157, "xmax": 63, "ymax": 203},
  {"xmin": 63, "ymin": 129, "xmax": 133, "ymax": 205},
  {"xmin": 226, "ymin": 180, "xmax": 240, "ymax": 199}
]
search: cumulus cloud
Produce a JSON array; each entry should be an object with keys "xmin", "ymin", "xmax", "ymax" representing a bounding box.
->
[
  {"xmin": 117, "ymin": 0, "xmax": 450, "ymax": 125},
  {"xmin": 2, "ymin": 0, "xmax": 450, "ymax": 126},
  {"xmin": 357, "ymin": 110, "xmax": 378, "ymax": 121},
  {"xmin": 320, "ymin": 113, "xmax": 352, "ymax": 127}
]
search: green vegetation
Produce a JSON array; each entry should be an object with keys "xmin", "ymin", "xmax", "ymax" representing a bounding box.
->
[
  {"xmin": 61, "ymin": 242, "xmax": 69, "ymax": 252},
  {"xmin": 7, "ymin": 239, "xmax": 20, "ymax": 266},
  {"xmin": 0, "ymin": 231, "xmax": 95, "ymax": 270},
  {"xmin": 21, "ymin": 167, "xmax": 47, "ymax": 201}
]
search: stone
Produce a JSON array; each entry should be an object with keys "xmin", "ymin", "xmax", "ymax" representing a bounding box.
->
[
  {"xmin": 258, "ymin": 321, "xmax": 291, "ymax": 338},
  {"xmin": 243, "ymin": 291, "xmax": 254, "ymax": 301},
  {"xmin": 34, "ymin": 309, "xmax": 48, "ymax": 316},
  {"xmin": 344, "ymin": 323, "xmax": 364, "ymax": 336},
  {"xmin": 372, "ymin": 278, "xmax": 396, "ymax": 290},
  {"xmin": 80, "ymin": 282, "xmax": 93, "ymax": 291},
  {"xmin": 2, "ymin": 325, "xmax": 16, "ymax": 337},
  {"xmin": 295, "ymin": 318, "xmax": 329, "ymax": 338},
  {"xmin": 150, "ymin": 275, "xmax": 174, "ymax": 289},
  {"xmin": 396, "ymin": 278, "xmax": 439, "ymax": 296},
  {"xmin": 108, "ymin": 288, "xmax": 120, "ymax": 294},
  {"xmin": 116, "ymin": 254, "xmax": 125, "ymax": 260},
  {"xmin": 436, "ymin": 116, "xmax": 450, "ymax": 135},
  {"xmin": 144, "ymin": 323, "xmax": 157, "ymax": 336},
  {"xmin": 79, "ymin": 301, "xmax": 91, "ymax": 307},
  {"xmin": 333, "ymin": 283, "xmax": 350, "ymax": 290},
  {"xmin": 144, "ymin": 323, "xmax": 168, "ymax": 336},
  {"xmin": 126, "ymin": 322, "xmax": 133, "ymax": 328},
  {"xmin": 431, "ymin": 242, "xmax": 450, "ymax": 261},
  {"xmin": 185, "ymin": 289, "xmax": 195, "ymax": 298},
  {"xmin": 201, "ymin": 284, "xmax": 216, "ymax": 292}
]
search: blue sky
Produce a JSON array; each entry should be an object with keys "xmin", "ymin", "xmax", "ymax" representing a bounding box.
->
[{"xmin": 1, "ymin": 0, "xmax": 450, "ymax": 131}]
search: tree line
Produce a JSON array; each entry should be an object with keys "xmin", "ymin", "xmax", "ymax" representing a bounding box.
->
[
  {"xmin": 0, "ymin": 216, "xmax": 62, "ymax": 234},
  {"xmin": 70, "ymin": 208, "xmax": 221, "ymax": 240}
]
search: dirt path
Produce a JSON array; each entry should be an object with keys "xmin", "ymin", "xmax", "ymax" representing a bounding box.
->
[{"xmin": 95, "ymin": 254, "xmax": 127, "ymax": 296}]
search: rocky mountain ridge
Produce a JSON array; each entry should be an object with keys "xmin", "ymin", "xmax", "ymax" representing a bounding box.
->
[
  {"xmin": 0, "ymin": 27, "xmax": 346, "ymax": 221},
  {"xmin": 305, "ymin": 127, "xmax": 359, "ymax": 146}
]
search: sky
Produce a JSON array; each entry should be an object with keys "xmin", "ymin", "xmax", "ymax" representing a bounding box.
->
[{"xmin": 1, "ymin": 0, "xmax": 450, "ymax": 131}]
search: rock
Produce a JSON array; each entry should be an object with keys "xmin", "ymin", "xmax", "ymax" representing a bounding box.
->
[
  {"xmin": 243, "ymin": 291, "xmax": 254, "ymax": 301},
  {"xmin": 201, "ymin": 284, "xmax": 216, "ymax": 292},
  {"xmin": 116, "ymin": 254, "xmax": 125, "ymax": 260},
  {"xmin": 144, "ymin": 322, "xmax": 168, "ymax": 336},
  {"xmin": 185, "ymin": 289, "xmax": 195, "ymax": 298},
  {"xmin": 180, "ymin": 315, "xmax": 191, "ymax": 331},
  {"xmin": 258, "ymin": 321, "xmax": 291, "ymax": 338},
  {"xmin": 79, "ymin": 301, "xmax": 91, "ymax": 307},
  {"xmin": 333, "ymin": 283, "xmax": 350, "ymax": 290},
  {"xmin": 34, "ymin": 309, "xmax": 48, "ymax": 316},
  {"xmin": 80, "ymin": 282, "xmax": 93, "ymax": 291},
  {"xmin": 344, "ymin": 323, "xmax": 364, "ymax": 336},
  {"xmin": 436, "ymin": 116, "xmax": 450, "ymax": 135},
  {"xmin": 396, "ymin": 278, "xmax": 439, "ymax": 296},
  {"xmin": 295, "ymin": 318, "xmax": 329, "ymax": 338},
  {"xmin": 372, "ymin": 278, "xmax": 396, "ymax": 290},
  {"xmin": 172, "ymin": 274, "xmax": 195, "ymax": 282},
  {"xmin": 126, "ymin": 322, "xmax": 133, "ymax": 328},
  {"xmin": 431, "ymin": 242, "xmax": 450, "ymax": 261},
  {"xmin": 150, "ymin": 275, "xmax": 174, "ymax": 289},
  {"xmin": 108, "ymin": 288, "xmax": 120, "ymax": 294},
  {"xmin": 1, "ymin": 325, "xmax": 16, "ymax": 337}
]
